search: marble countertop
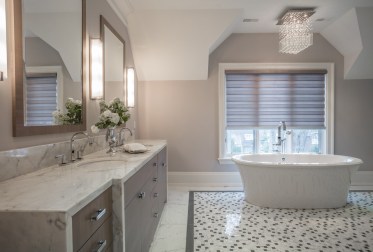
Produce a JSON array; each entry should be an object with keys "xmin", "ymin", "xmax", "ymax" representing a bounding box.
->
[{"xmin": 0, "ymin": 140, "xmax": 166, "ymax": 215}]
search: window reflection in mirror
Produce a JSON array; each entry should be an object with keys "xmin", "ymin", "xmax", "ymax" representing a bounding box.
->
[
  {"xmin": 101, "ymin": 16, "xmax": 125, "ymax": 103},
  {"xmin": 23, "ymin": 0, "xmax": 82, "ymax": 126}
]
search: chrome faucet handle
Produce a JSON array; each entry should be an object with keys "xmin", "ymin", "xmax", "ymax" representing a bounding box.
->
[
  {"xmin": 55, "ymin": 154, "xmax": 67, "ymax": 165},
  {"xmin": 88, "ymin": 136, "xmax": 94, "ymax": 145},
  {"xmin": 71, "ymin": 152, "xmax": 76, "ymax": 162},
  {"xmin": 76, "ymin": 149, "xmax": 84, "ymax": 160},
  {"xmin": 118, "ymin": 127, "xmax": 133, "ymax": 146}
]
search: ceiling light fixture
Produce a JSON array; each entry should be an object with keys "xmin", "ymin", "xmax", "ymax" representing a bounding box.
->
[{"xmin": 277, "ymin": 8, "xmax": 315, "ymax": 54}]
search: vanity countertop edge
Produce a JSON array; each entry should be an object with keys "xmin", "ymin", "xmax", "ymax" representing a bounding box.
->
[{"xmin": 0, "ymin": 139, "xmax": 167, "ymax": 216}]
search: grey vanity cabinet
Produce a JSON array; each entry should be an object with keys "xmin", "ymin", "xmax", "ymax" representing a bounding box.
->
[
  {"xmin": 157, "ymin": 147, "xmax": 168, "ymax": 211},
  {"xmin": 124, "ymin": 147, "xmax": 168, "ymax": 252},
  {"xmin": 73, "ymin": 187, "xmax": 113, "ymax": 252}
]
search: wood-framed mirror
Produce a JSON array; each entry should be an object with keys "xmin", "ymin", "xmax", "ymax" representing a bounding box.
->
[
  {"xmin": 100, "ymin": 15, "xmax": 126, "ymax": 103},
  {"xmin": 12, "ymin": 0, "xmax": 86, "ymax": 136}
]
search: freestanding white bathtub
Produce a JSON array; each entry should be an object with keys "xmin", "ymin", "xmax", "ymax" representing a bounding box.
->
[{"xmin": 232, "ymin": 154, "xmax": 363, "ymax": 209}]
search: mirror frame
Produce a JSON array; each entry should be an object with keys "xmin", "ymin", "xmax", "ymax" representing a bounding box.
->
[
  {"xmin": 12, "ymin": 0, "xmax": 86, "ymax": 137},
  {"xmin": 100, "ymin": 15, "xmax": 126, "ymax": 103}
]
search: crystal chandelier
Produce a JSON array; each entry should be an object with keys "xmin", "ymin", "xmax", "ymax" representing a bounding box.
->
[{"xmin": 278, "ymin": 9, "xmax": 315, "ymax": 54}]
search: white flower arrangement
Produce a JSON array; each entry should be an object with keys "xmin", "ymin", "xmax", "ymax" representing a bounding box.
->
[
  {"xmin": 53, "ymin": 98, "xmax": 82, "ymax": 125},
  {"xmin": 91, "ymin": 98, "xmax": 130, "ymax": 133}
]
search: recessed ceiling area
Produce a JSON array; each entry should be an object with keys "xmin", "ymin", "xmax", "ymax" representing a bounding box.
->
[{"xmin": 110, "ymin": 0, "xmax": 373, "ymax": 80}]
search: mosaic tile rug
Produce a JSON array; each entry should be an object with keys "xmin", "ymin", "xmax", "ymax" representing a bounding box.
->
[{"xmin": 186, "ymin": 191, "xmax": 373, "ymax": 252}]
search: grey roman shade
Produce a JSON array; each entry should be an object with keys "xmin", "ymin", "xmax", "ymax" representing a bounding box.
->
[
  {"xmin": 25, "ymin": 73, "xmax": 58, "ymax": 126},
  {"xmin": 225, "ymin": 70, "xmax": 327, "ymax": 129}
]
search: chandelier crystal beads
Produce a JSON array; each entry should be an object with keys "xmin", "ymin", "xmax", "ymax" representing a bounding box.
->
[{"xmin": 278, "ymin": 9, "xmax": 315, "ymax": 54}]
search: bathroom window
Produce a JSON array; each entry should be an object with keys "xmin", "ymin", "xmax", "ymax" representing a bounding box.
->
[
  {"xmin": 218, "ymin": 63, "xmax": 334, "ymax": 163},
  {"xmin": 226, "ymin": 129, "xmax": 325, "ymax": 155}
]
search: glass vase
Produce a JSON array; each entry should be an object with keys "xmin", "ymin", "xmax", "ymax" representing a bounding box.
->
[{"xmin": 106, "ymin": 126, "xmax": 117, "ymax": 153}]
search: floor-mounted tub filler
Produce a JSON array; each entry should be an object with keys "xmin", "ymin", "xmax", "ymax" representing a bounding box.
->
[{"xmin": 232, "ymin": 154, "xmax": 363, "ymax": 209}]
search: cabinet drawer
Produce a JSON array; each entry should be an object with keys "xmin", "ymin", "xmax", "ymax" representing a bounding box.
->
[
  {"xmin": 157, "ymin": 147, "xmax": 167, "ymax": 186},
  {"xmin": 125, "ymin": 186, "xmax": 153, "ymax": 252},
  {"xmin": 124, "ymin": 156, "xmax": 158, "ymax": 207},
  {"xmin": 157, "ymin": 147, "xmax": 167, "ymax": 173},
  {"xmin": 73, "ymin": 188, "xmax": 112, "ymax": 251},
  {"xmin": 78, "ymin": 217, "xmax": 113, "ymax": 252}
]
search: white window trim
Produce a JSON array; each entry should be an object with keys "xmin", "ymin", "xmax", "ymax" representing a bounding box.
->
[
  {"xmin": 218, "ymin": 62, "xmax": 335, "ymax": 165},
  {"xmin": 25, "ymin": 66, "xmax": 64, "ymax": 112}
]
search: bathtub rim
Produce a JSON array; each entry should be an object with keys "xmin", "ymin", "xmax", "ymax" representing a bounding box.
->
[{"xmin": 232, "ymin": 153, "xmax": 363, "ymax": 167}]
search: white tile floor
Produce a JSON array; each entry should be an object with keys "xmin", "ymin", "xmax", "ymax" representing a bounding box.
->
[
  {"xmin": 150, "ymin": 186, "xmax": 373, "ymax": 252},
  {"xmin": 149, "ymin": 185, "xmax": 243, "ymax": 252}
]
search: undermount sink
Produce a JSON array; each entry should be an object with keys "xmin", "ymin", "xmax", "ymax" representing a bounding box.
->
[{"xmin": 76, "ymin": 158, "xmax": 127, "ymax": 168}]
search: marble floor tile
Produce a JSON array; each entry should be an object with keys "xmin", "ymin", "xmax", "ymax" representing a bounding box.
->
[
  {"xmin": 150, "ymin": 186, "xmax": 241, "ymax": 252},
  {"xmin": 167, "ymin": 189, "xmax": 189, "ymax": 204},
  {"xmin": 150, "ymin": 224, "xmax": 187, "ymax": 252},
  {"xmin": 160, "ymin": 203, "xmax": 189, "ymax": 225},
  {"xmin": 151, "ymin": 186, "xmax": 373, "ymax": 252},
  {"xmin": 191, "ymin": 191, "xmax": 373, "ymax": 252}
]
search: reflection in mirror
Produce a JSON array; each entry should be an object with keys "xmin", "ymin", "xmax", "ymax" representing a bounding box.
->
[
  {"xmin": 23, "ymin": 0, "xmax": 82, "ymax": 126},
  {"xmin": 13, "ymin": 0, "xmax": 86, "ymax": 136},
  {"xmin": 100, "ymin": 16, "xmax": 125, "ymax": 103}
]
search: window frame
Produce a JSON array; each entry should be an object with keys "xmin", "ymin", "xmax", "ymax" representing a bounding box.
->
[{"xmin": 218, "ymin": 63, "xmax": 335, "ymax": 164}]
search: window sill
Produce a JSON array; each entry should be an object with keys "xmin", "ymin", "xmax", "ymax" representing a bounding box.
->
[{"xmin": 218, "ymin": 157, "xmax": 234, "ymax": 165}]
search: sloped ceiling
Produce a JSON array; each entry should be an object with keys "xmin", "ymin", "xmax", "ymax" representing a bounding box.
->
[
  {"xmin": 127, "ymin": 10, "xmax": 241, "ymax": 81},
  {"xmin": 111, "ymin": 0, "xmax": 373, "ymax": 81},
  {"xmin": 321, "ymin": 7, "xmax": 373, "ymax": 79}
]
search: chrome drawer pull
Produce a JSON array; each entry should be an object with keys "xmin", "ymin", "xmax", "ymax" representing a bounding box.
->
[
  {"xmin": 153, "ymin": 177, "xmax": 158, "ymax": 182},
  {"xmin": 154, "ymin": 193, "xmax": 159, "ymax": 198},
  {"xmin": 138, "ymin": 192, "xmax": 146, "ymax": 199},
  {"xmin": 153, "ymin": 162, "xmax": 157, "ymax": 167},
  {"xmin": 94, "ymin": 240, "xmax": 107, "ymax": 252},
  {"xmin": 91, "ymin": 208, "xmax": 106, "ymax": 221},
  {"xmin": 153, "ymin": 213, "xmax": 159, "ymax": 218},
  {"xmin": 162, "ymin": 163, "xmax": 166, "ymax": 167}
]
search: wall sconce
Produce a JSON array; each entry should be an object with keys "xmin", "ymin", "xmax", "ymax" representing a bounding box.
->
[
  {"xmin": 89, "ymin": 38, "xmax": 103, "ymax": 99},
  {"xmin": 0, "ymin": 0, "xmax": 7, "ymax": 81},
  {"xmin": 126, "ymin": 67, "xmax": 135, "ymax": 108}
]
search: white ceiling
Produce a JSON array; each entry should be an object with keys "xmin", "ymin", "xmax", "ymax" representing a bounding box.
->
[
  {"xmin": 126, "ymin": 0, "xmax": 373, "ymax": 33},
  {"xmin": 110, "ymin": 0, "xmax": 373, "ymax": 80}
]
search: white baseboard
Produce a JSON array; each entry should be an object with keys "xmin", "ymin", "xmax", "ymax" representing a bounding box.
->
[
  {"xmin": 168, "ymin": 171, "xmax": 373, "ymax": 190},
  {"xmin": 350, "ymin": 171, "xmax": 373, "ymax": 190},
  {"xmin": 168, "ymin": 172, "xmax": 242, "ymax": 187}
]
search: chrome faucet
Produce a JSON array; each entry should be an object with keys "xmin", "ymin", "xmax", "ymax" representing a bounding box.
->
[
  {"xmin": 276, "ymin": 121, "xmax": 286, "ymax": 145},
  {"xmin": 273, "ymin": 121, "xmax": 290, "ymax": 153},
  {"xmin": 70, "ymin": 132, "xmax": 90, "ymax": 162},
  {"xmin": 117, "ymin": 127, "xmax": 133, "ymax": 146}
]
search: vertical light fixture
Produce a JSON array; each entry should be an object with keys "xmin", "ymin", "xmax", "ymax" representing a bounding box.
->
[
  {"xmin": 126, "ymin": 67, "xmax": 135, "ymax": 108},
  {"xmin": 90, "ymin": 38, "xmax": 103, "ymax": 99},
  {"xmin": 0, "ymin": 0, "xmax": 7, "ymax": 81},
  {"xmin": 278, "ymin": 9, "xmax": 315, "ymax": 54}
]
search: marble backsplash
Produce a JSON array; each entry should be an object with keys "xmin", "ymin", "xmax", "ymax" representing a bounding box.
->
[{"xmin": 0, "ymin": 135, "xmax": 108, "ymax": 182}]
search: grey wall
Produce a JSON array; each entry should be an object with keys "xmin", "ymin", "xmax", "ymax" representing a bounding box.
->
[
  {"xmin": 138, "ymin": 33, "xmax": 373, "ymax": 172},
  {"xmin": 0, "ymin": 0, "xmax": 136, "ymax": 151}
]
